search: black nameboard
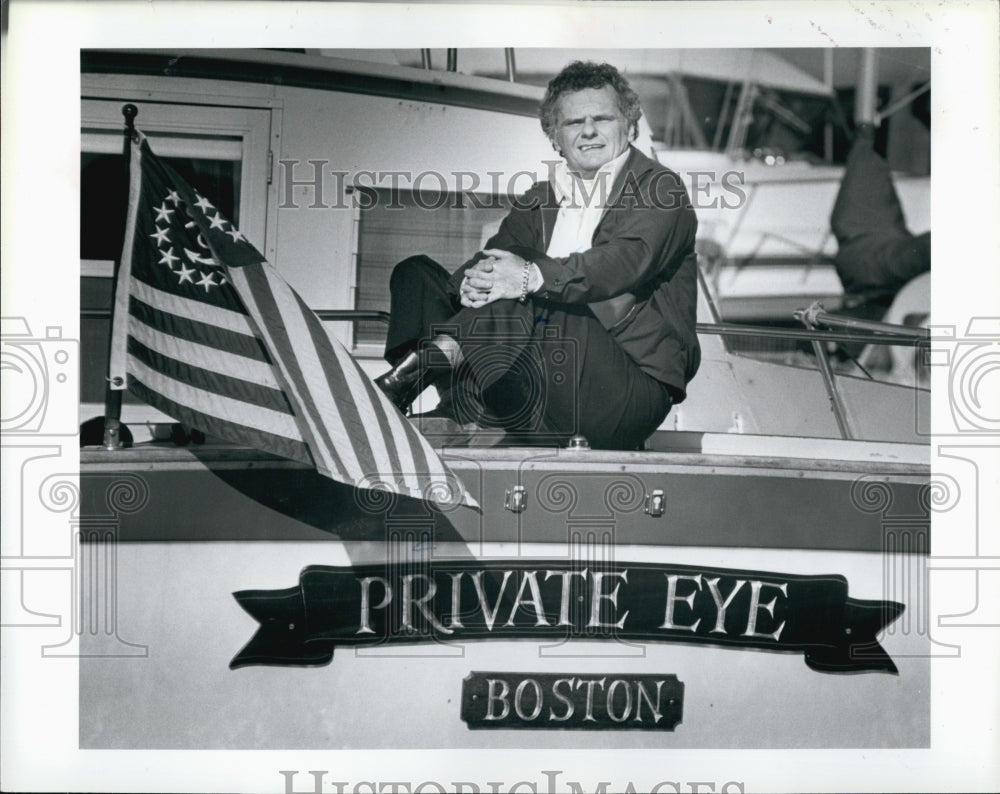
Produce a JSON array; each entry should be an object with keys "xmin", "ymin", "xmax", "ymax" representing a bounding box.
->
[
  {"xmin": 231, "ymin": 559, "xmax": 904, "ymax": 673},
  {"xmin": 461, "ymin": 671, "xmax": 683, "ymax": 731}
]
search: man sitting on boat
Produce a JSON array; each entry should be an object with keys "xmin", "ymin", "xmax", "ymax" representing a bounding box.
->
[{"xmin": 375, "ymin": 61, "xmax": 700, "ymax": 450}]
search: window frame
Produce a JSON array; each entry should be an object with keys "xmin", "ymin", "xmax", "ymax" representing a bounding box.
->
[
  {"xmin": 80, "ymin": 95, "xmax": 276, "ymax": 433},
  {"xmin": 347, "ymin": 182, "xmax": 513, "ymax": 357}
]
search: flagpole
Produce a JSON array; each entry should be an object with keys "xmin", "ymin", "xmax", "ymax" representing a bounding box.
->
[{"xmin": 101, "ymin": 104, "xmax": 138, "ymax": 450}]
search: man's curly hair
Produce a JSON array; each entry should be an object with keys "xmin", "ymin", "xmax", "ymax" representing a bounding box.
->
[{"xmin": 539, "ymin": 61, "xmax": 643, "ymax": 145}]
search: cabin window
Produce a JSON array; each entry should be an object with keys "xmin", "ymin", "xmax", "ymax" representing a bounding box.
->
[
  {"xmin": 352, "ymin": 187, "xmax": 511, "ymax": 350},
  {"xmin": 80, "ymin": 100, "xmax": 272, "ymax": 431}
]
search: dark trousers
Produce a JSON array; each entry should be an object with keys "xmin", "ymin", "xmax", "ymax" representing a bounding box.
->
[
  {"xmin": 384, "ymin": 256, "xmax": 672, "ymax": 450},
  {"xmin": 828, "ymin": 134, "xmax": 931, "ymax": 357},
  {"xmin": 830, "ymin": 132, "xmax": 931, "ymax": 302}
]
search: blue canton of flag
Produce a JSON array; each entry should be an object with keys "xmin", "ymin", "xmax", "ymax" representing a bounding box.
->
[{"xmin": 109, "ymin": 134, "xmax": 477, "ymax": 509}]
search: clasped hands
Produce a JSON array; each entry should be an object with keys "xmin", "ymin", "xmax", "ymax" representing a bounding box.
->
[{"xmin": 459, "ymin": 249, "xmax": 537, "ymax": 308}]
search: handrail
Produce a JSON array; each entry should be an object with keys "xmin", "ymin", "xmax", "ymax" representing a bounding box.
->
[
  {"xmin": 795, "ymin": 305, "xmax": 857, "ymax": 440},
  {"xmin": 797, "ymin": 303, "xmax": 929, "ymax": 340},
  {"xmin": 695, "ymin": 320, "xmax": 926, "ymax": 347},
  {"xmin": 84, "ymin": 303, "xmax": 925, "ymax": 446},
  {"xmin": 315, "ymin": 309, "xmax": 392, "ymax": 324},
  {"xmin": 82, "ymin": 307, "xmax": 926, "ymax": 348},
  {"xmin": 789, "ymin": 301, "xmax": 931, "ymax": 441},
  {"xmin": 82, "ymin": 308, "xmax": 391, "ymax": 323}
]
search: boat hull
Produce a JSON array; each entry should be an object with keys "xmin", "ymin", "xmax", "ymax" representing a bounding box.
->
[{"xmin": 77, "ymin": 442, "xmax": 932, "ymax": 749}]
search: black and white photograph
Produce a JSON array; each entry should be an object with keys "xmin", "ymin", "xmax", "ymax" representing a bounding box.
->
[{"xmin": 2, "ymin": 1, "xmax": 998, "ymax": 792}]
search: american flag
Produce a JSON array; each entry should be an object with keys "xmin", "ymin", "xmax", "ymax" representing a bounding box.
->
[{"xmin": 109, "ymin": 134, "xmax": 477, "ymax": 509}]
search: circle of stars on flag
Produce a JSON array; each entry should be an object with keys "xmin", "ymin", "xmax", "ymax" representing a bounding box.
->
[{"xmin": 148, "ymin": 190, "xmax": 246, "ymax": 293}]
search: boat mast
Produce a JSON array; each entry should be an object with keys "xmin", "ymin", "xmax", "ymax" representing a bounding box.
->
[{"xmin": 854, "ymin": 48, "xmax": 879, "ymax": 129}]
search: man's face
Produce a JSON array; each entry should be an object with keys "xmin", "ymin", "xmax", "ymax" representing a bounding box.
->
[{"xmin": 553, "ymin": 85, "xmax": 632, "ymax": 178}]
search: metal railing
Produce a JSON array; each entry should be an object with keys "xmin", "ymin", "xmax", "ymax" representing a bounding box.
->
[
  {"xmin": 315, "ymin": 309, "xmax": 391, "ymax": 325},
  {"xmin": 82, "ymin": 308, "xmax": 391, "ymax": 323},
  {"xmin": 792, "ymin": 301, "xmax": 929, "ymax": 439},
  {"xmin": 82, "ymin": 306, "xmax": 928, "ymax": 349},
  {"xmin": 85, "ymin": 303, "xmax": 927, "ymax": 442}
]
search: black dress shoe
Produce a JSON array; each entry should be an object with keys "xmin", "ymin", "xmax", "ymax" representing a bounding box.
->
[{"xmin": 374, "ymin": 351, "xmax": 425, "ymax": 414}]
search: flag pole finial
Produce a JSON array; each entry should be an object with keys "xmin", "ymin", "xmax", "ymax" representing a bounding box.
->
[{"xmin": 122, "ymin": 103, "xmax": 138, "ymax": 142}]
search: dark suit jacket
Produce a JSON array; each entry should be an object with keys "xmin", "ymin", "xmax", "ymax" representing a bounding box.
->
[{"xmin": 450, "ymin": 146, "xmax": 700, "ymax": 401}]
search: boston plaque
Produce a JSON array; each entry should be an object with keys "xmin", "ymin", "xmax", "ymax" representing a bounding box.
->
[{"xmin": 461, "ymin": 671, "xmax": 684, "ymax": 730}]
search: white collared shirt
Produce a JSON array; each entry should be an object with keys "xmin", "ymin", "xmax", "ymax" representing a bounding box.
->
[{"xmin": 546, "ymin": 148, "xmax": 630, "ymax": 258}]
